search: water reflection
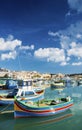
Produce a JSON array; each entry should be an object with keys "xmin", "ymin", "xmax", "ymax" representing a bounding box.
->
[
  {"xmin": 1, "ymin": 84, "xmax": 82, "ymax": 130},
  {"xmin": 14, "ymin": 109, "xmax": 73, "ymax": 130}
]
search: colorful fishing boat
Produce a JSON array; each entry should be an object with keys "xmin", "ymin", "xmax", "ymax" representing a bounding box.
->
[{"xmin": 14, "ymin": 96, "xmax": 73, "ymax": 118}]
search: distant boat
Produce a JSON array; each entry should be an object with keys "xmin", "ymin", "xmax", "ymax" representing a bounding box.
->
[
  {"xmin": 14, "ymin": 96, "xmax": 73, "ymax": 118},
  {"xmin": 51, "ymin": 81, "xmax": 65, "ymax": 89},
  {"xmin": 70, "ymin": 79, "xmax": 77, "ymax": 87},
  {"xmin": 78, "ymin": 79, "xmax": 82, "ymax": 86},
  {"xmin": 33, "ymin": 79, "xmax": 50, "ymax": 89}
]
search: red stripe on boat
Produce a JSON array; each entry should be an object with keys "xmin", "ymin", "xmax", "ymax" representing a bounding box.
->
[{"xmin": 15, "ymin": 100, "xmax": 73, "ymax": 114}]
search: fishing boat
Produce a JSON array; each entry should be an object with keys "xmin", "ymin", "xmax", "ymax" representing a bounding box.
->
[
  {"xmin": 14, "ymin": 109, "xmax": 73, "ymax": 128},
  {"xmin": 33, "ymin": 79, "xmax": 50, "ymax": 89},
  {"xmin": 77, "ymin": 79, "xmax": 82, "ymax": 86},
  {"xmin": 0, "ymin": 80, "xmax": 44, "ymax": 105},
  {"xmin": 14, "ymin": 96, "xmax": 73, "ymax": 118},
  {"xmin": 0, "ymin": 78, "xmax": 18, "ymax": 97},
  {"xmin": 51, "ymin": 81, "xmax": 65, "ymax": 89}
]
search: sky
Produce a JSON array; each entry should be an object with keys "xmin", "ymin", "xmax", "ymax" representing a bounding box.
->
[{"xmin": 0, "ymin": 0, "xmax": 82, "ymax": 74}]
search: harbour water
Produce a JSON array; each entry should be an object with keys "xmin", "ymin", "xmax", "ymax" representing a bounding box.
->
[{"xmin": 0, "ymin": 84, "xmax": 82, "ymax": 130}]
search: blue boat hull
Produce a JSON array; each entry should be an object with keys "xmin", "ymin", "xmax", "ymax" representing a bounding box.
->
[
  {"xmin": 0, "ymin": 93, "xmax": 44, "ymax": 105},
  {"xmin": 14, "ymin": 98, "xmax": 73, "ymax": 118}
]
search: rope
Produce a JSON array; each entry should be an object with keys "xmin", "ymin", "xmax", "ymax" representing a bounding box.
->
[{"xmin": 0, "ymin": 104, "xmax": 13, "ymax": 114}]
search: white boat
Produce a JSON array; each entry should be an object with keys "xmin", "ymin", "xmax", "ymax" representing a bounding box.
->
[{"xmin": 51, "ymin": 81, "xmax": 65, "ymax": 88}]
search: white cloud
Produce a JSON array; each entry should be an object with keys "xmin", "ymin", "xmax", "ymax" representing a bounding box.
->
[
  {"xmin": 19, "ymin": 45, "xmax": 34, "ymax": 50},
  {"xmin": 72, "ymin": 62, "xmax": 82, "ymax": 66},
  {"xmin": 0, "ymin": 37, "xmax": 21, "ymax": 51},
  {"xmin": 6, "ymin": 34, "xmax": 14, "ymax": 41},
  {"xmin": 34, "ymin": 48, "xmax": 49, "ymax": 58},
  {"xmin": 67, "ymin": 42, "xmax": 82, "ymax": 58},
  {"xmin": 70, "ymin": 42, "xmax": 77, "ymax": 48},
  {"xmin": 48, "ymin": 21, "xmax": 82, "ymax": 65},
  {"xmin": 34, "ymin": 48, "xmax": 66, "ymax": 63},
  {"xmin": 76, "ymin": 34, "xmax": 82, "ymax": 39},
  {"xmin": 60, "ymin": 35, "xmax": 71, "ymax": 50},
  {"xmin": 49, "ymin": 21, "xmax": 82, "ymax": 45},
  {"xmin": 48, "ymin": 31, "xmax": 60, "ymax": 37},
  {"xmin": 68, "ymin": 0, "xmax": 82, "ymax": 13},
  {"xmin": 0, "ymin": 35, "xmax": 34, "ymax": 60},
  {"xmin": 59, "ymin": 22, "xmax": 82, "ymax": 50},
  {"xmin": 66, "ymin": 57, "xmax": 70, "ymax": 61},
  {"xmin": 60, "ymin": 61, "xmax": 69, "ymax": 66},
  {"xmin": 1, "ymin": 51, "xmax": 17, "ymax": 60}
]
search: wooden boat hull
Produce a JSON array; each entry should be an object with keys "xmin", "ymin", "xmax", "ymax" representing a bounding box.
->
[{"xmin": 14, "ymin": 98, "xmax": 73, "ymax": 118}]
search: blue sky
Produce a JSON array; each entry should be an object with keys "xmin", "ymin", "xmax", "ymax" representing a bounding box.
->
[{"xmin": 0, "ymin": 0, "xmax": 82, "ymax": 74}]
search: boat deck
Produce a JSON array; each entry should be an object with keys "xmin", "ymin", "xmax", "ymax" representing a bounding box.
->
[{"xmin": 25, "ymin": 99, "xmax": 67, "ymax": 107}]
